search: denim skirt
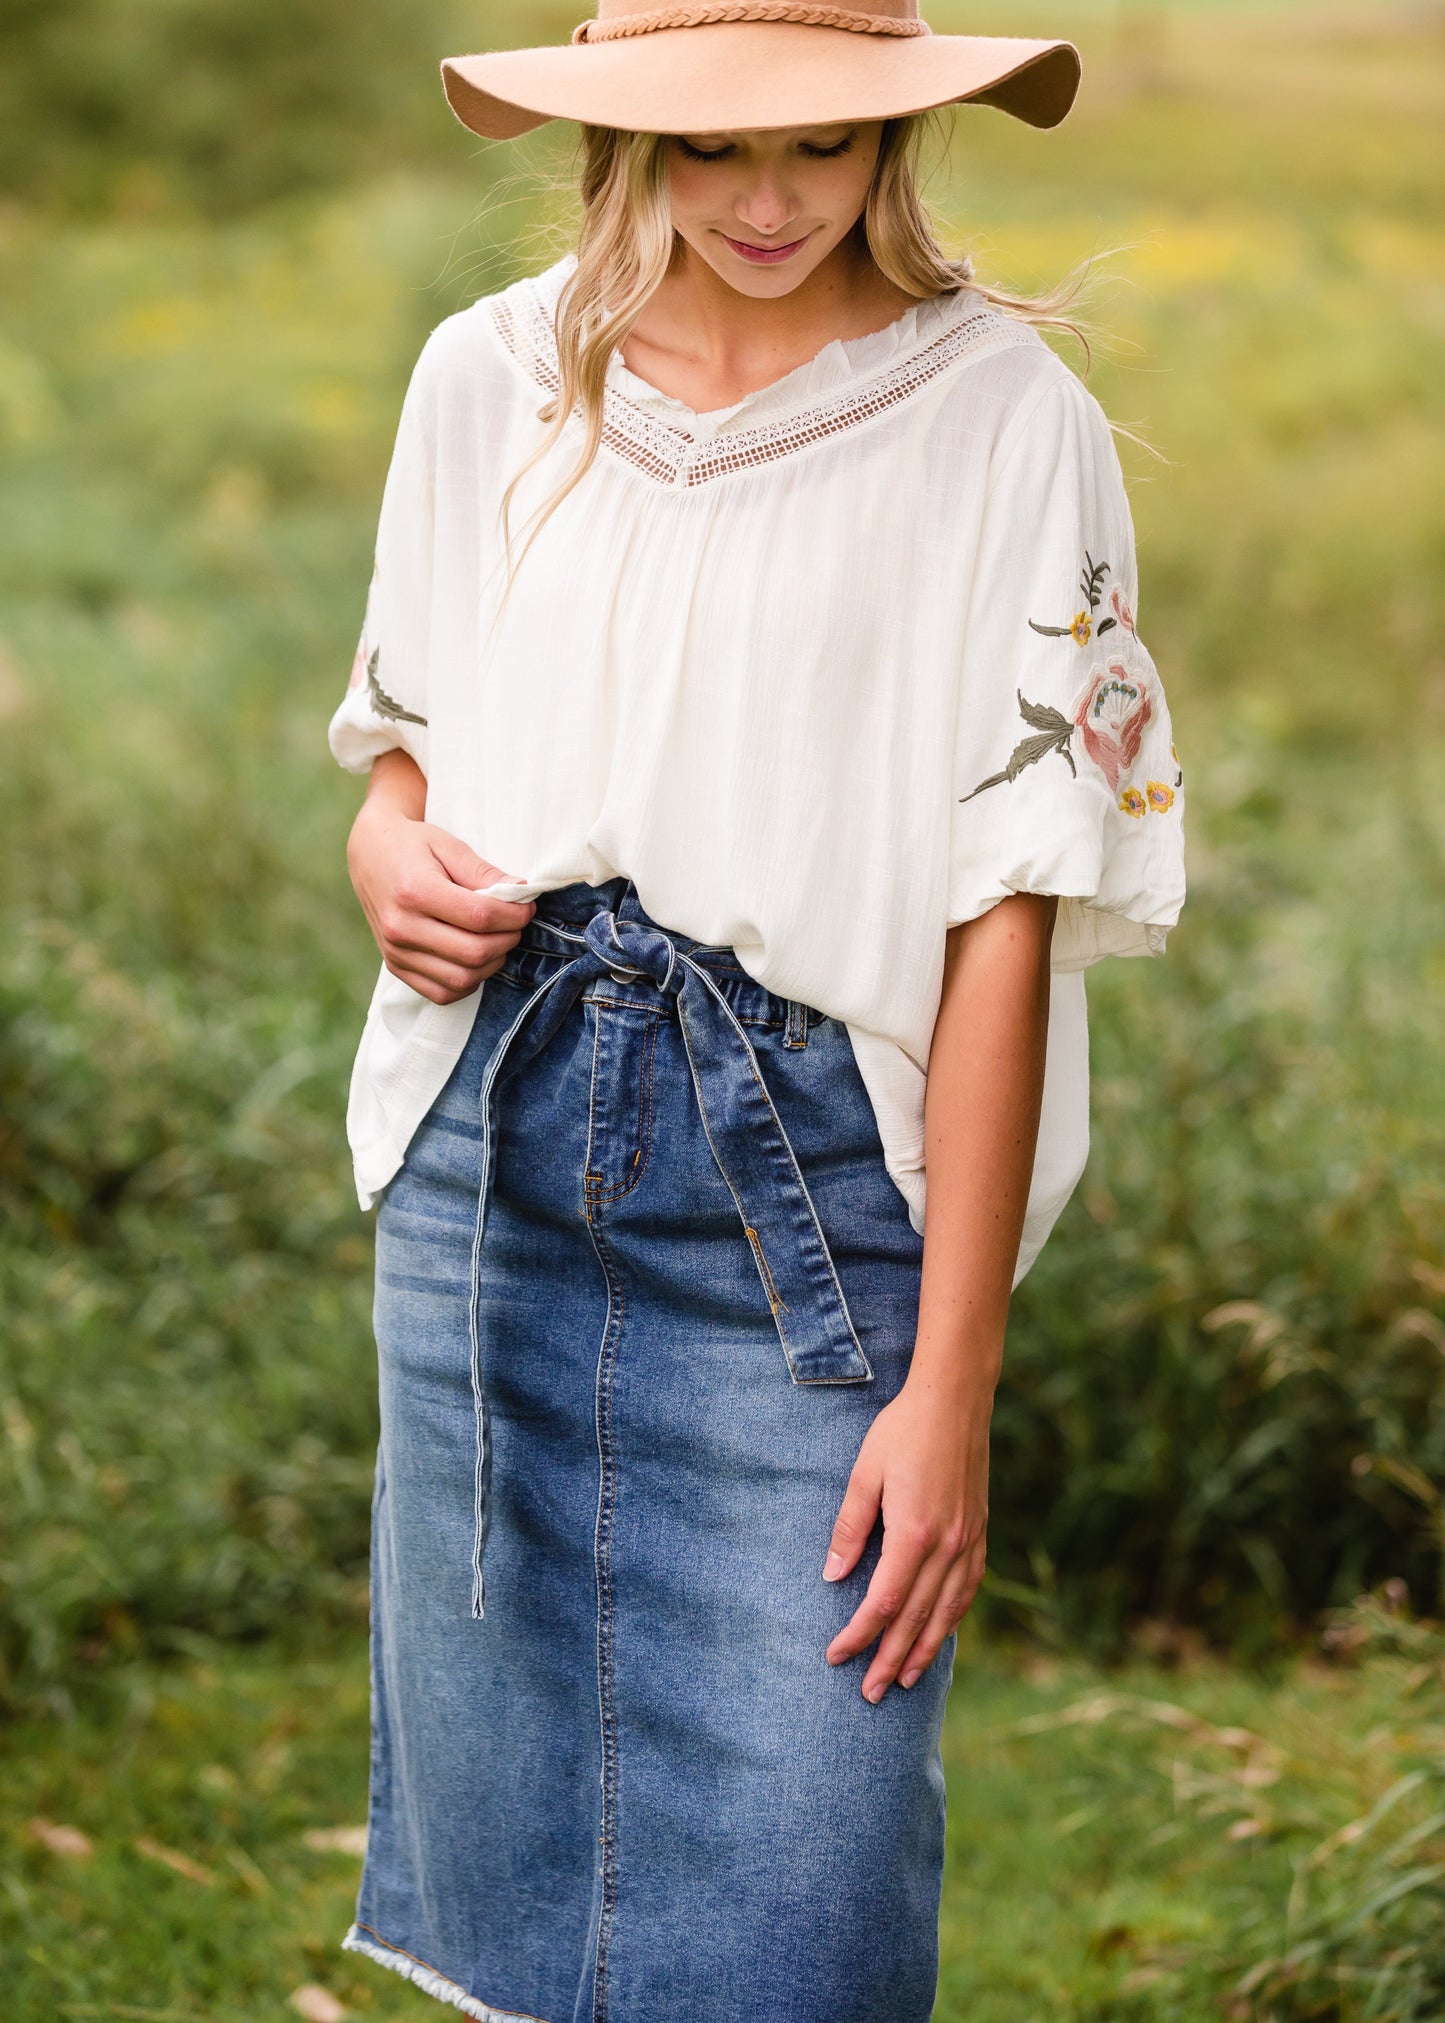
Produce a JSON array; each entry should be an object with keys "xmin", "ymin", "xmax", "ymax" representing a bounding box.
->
[{"xmin": 343, "ymin": 878, "xmax": 949, "ymax": 2023}]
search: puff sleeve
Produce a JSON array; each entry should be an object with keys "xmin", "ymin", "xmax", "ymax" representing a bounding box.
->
[
  {"xmin": 327, "ymin": 340, "xmax": 436, "ymax": 777},
  {"xmin": 949, "ymin": 366, "xmax": 1185, "ymax": 968}
]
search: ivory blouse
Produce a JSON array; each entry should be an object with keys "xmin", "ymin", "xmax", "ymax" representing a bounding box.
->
[{"xmin": 328, "ymin": 255, "xmax": 1185, "ymax": 1284}]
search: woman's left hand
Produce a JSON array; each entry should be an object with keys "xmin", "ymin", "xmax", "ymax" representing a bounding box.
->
[{"xmin": 822, "ymin": 1378, "xmax": 990, "ymax": 1701}]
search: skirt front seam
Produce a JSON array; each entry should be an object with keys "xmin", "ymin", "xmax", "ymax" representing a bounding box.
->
[{"xmin": 585, "ymin": 1046, "xmax": 626, "ymax": 2023}]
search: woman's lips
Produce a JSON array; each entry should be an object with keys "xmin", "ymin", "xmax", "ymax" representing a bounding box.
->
[{"xmin": 721, "ymin": 231, "xmax": 811, "ymax": 265}]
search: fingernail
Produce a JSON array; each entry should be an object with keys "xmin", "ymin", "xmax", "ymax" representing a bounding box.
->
[
  {"xmin": 864, "ymin": 1681, "xmax": 885, "ymax": 1704},
  {"xmin": 900, "ymin": 1669, "xmax": 920, "ymax": 1690},
  {"xmin": 823, "ymin": 1553, "xmax": 846, "ymax": 1582}
]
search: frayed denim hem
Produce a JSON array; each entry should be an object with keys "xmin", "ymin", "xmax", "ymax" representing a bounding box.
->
[{"xmin": 342, "ymin": 1923, "xmax": 552, "ymax": 2023}]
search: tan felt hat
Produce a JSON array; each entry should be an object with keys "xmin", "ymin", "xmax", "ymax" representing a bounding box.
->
[{"xmin": 441, "ymin": 2, "xmax": 1082, "ymax": 141}]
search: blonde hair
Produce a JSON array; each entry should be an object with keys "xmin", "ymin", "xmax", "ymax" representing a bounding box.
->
[{"xmin": 501, "ymin": 116, "xmax": 1095, "ymax": 562}]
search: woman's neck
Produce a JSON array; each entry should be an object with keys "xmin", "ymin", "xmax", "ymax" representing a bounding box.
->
[{"xmin": 619, "ymin": 238, "xmax": 919, "ymax": 413}]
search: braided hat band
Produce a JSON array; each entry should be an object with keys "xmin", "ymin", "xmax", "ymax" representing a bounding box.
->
[{"xmin": 575, "ymin": 1, "xmax": 930, "ymax": 44}]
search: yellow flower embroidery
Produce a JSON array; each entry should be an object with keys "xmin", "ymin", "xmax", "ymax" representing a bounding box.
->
[
  {"xmin": 1119, "ymin": 786, "xmax": 1147, "ymax": 818},
  {"xmin": 1028, "ymin": 556, "xmax": 1114, "ymax": 645},
  {"xmin": 1146, "ymin": 779, "xmax": 1175, "ymax": 814}
]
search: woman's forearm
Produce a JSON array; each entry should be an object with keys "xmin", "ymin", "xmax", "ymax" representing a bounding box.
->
[
  {"xmin": 909, "ymin": 892, "xmax": 1058, "ymax": 1410},
  {"xmin": 356, "ymin": 745, "xmax": 428, "ymax": 827},
  {"xmin": 823, "ymin": 891, "xmax": 1058, "ymax": 1698}
]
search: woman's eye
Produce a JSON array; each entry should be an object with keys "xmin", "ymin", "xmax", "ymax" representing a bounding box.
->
[{"xmin": 673, "ymin": 132, "xmax": 853, "ymax": 163}]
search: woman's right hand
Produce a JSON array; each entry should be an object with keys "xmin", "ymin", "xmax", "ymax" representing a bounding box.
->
[{"xmin": 346, "ymin": 750, "xmax": 535, "ymax": 1005}]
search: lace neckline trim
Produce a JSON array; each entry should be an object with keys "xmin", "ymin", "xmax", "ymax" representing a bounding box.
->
[
  {"xmin": 604, "ymin": 285, "xmax": 964, "ymax": 427},
  {"xmin": 486, "ymin": 262, "xmax": 1038, "ymax": 491}
]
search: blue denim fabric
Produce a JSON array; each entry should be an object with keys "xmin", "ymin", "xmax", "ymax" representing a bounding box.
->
[{"xmin": 345, "ymin": 878, "xmax": 948, "ymax": 2023}]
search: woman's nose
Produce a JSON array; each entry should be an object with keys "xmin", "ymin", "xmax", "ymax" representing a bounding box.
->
[{"xmin": 735, "ymin": 178, "xmax": 797, "ymax": 238}]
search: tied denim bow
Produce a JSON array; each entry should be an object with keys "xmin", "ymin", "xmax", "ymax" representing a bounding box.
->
[{"xmin": 466, "ymin": 907, "xmax": 872, "ymax": 1616}]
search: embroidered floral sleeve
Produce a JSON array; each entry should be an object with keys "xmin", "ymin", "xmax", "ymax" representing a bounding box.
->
[
  {"xmin": 949, "ymin": 367, "xmax": 1185, "ymax": 969},
  {"xmin": 328, "ymin": 345, "xmax": 437, "ymax": 778}
]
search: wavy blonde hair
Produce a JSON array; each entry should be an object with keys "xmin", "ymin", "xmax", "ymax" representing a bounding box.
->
[{"xmin": 501, "ymin": 116, "xmax": 1096, "ymax": 561}]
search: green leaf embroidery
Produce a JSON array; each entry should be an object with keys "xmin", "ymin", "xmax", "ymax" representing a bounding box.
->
[
  {"xmin": 1080, "ymin": 551, "xmax": 1109, "ymax": 610},
  {"xmin": 366, "ymin": 647, "xmax": 427, "ymax": 727},
  {"xmin": 1017, "ymin": 697, "xmax": 1073, "ymax": 736},
  {"xmin": 1004, "ymin": 730, "xmax": 1073, "ymax": 778},
  {"xmin": 959, "ymin": 690, "xmax": 1077, "ymax": 804}
]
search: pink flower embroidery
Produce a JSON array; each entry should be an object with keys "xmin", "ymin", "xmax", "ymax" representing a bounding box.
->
[
  {"xmin": 347, "ymin": 632, "xmax": 369, "ymax": 690},
  {"xmin": 1108, "ymin": 585, "xmax": 1136, "ymax": 635},
  {"xmin": 1073, "ymin": 661, "xmax": 1152, "ymax": 794}
]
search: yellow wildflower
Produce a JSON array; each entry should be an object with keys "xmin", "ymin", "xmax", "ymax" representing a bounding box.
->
[
  {"xmin": 1118, "ymin": 786, "xmax": 1147, "ymax": 818},
  {"xmin": 1146, "ymin": 780, "xmax": 1175, "ymax": 813},
  {"xmin": 1069, "ymin": 610, "xmax": 1092, "ymax": 646}
]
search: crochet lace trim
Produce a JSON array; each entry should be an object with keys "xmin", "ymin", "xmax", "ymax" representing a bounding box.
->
[{"xmin": 487, "ymin": 277, "xmax": 1036, "ymax": 490}]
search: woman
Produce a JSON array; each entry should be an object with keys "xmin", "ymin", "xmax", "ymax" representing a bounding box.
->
[{"xmin": 328, "ymin": 5, "xmax": 1185, "ymax": 2018}]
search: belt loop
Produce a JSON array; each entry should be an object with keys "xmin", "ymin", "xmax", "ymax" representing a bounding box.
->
[{"xmin": 783, "ymin": 997, "xmax": 810, "ymax": 1050}]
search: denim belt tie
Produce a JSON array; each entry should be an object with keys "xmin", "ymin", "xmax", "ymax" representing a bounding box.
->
[{"xmin": 466, "ymin": 907, "xmax": 872, "ymax": 1616}]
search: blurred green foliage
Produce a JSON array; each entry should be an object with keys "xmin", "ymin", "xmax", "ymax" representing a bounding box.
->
[
  {"xmin": 0, "ymin": 0, "xmax": 448, "ymax": 214},
  {"xmin": 1, "ymin": 1, "xmax": 1443, "ymax": 1723}
]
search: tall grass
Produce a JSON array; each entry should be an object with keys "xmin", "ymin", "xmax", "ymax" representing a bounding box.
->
[
  {"xmin": 945, "ymin": 1590, "xmax": 1445, "ymax": 2019},
  {"xmin": 1230, "ymin": 1596, "xmax": 1445, "ymax": 2017}
]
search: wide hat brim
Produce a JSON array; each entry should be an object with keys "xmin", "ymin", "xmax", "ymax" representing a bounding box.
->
[{"xmin": 441, "ymin": 27, "xmax": 1081, "ymax": 141}]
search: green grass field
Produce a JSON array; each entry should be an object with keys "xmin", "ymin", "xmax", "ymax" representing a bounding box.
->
[
  {"xmin": 5, "ymin": 1607, "xmax": 1442, "ymax": 2020},
  {"xmin": 2, "ymin": 0, "xmax": 1443, "ymax": 2011}
]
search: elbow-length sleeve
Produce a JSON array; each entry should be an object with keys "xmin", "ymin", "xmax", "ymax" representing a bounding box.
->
[
  {"xmin": 949, "ymin": 366, "xmax": 1185, "ymax": 969},
  {"xmin": 327, "ymin": 340, "xmax": 437, "ymax": 777}
]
